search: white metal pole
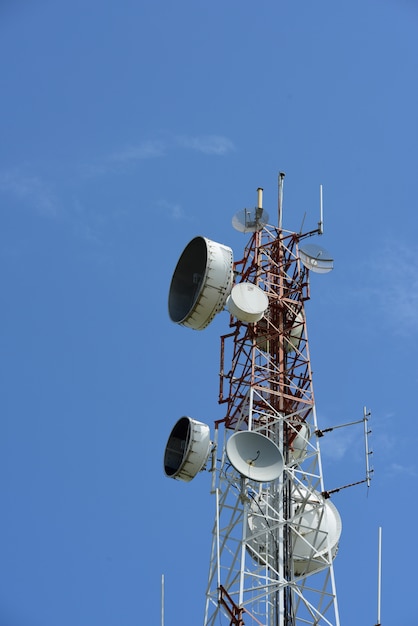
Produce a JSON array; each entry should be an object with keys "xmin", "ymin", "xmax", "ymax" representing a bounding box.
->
[
  {"xmin": 278, "ymin": 172, "xmax": 285, "ymax": 230},
  {"xmin": 377, "ymin": 526, "xmax": 382, "ymax": 625},
  {"xmin": 248, "ymin": 387, "xmax": 254, "ymax": 431},
  {"xmin": 319, "ymin": 185, "xmax": 324, "ymax": 234},
  {"xmin": 216, "ymin": 488, "xmax": 221, "ymax": 590},
  {"xmin": 161, "ymin": 574, "xmax": 165, "ymax": 626},
  {"xmin": 238, "ymin": 484, "xmax": 249, "ymax": 607}
]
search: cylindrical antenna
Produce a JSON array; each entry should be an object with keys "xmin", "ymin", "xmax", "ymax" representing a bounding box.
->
[
  {"xmin": 318, "ymin": 184, "xmax": 324, "ymax": 234},
  {"xmin": 257, "ymin": 187, "xmax": 263, "ymax": 209},
  {"xmin": 255, "ymin": 187, "xmax": 264, "ymax": 227},
  {"xmin": 278, "ymin": 172, "xmax": 285, "ymax": 229},
  {"xmin": 161, "ymin": 574, "xmax": 165, "ymax": 626},
  {"xmin": 376, "ymin": 527, "xmax": 382, "ymax": 626}
]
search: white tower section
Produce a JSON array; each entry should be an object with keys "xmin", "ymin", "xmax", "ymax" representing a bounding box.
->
[{"xmin": 165, "ymin": 176, "xmax": 341, "ymax": 626}]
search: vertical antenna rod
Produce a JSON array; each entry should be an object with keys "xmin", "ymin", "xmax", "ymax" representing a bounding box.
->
[
  {"xmin": 278, "ymin": 172, "xmax": 285, "ymax": 229},
  {"xmin": 257, "ymin": 186, "xmax": 263, "ymax": 210},
  {"xmin": 256, "ymin": 187, "xmax": 264, "ymax": 228},
  {"xmin": 376, "ymin": 527, "xmax": 382, "ymax": 626},
  {"xmin": 318, "ymin": 184, "xmax": 324, "ymax": 234},
  {"xmin": 161, "ymin": 574, "xmax": 165, "ymax": 626}
]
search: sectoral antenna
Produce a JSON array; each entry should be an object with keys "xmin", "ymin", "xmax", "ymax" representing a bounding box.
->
[{"xmin": 316, "ymin": 406, "xmax": 374, "ymax": 498}]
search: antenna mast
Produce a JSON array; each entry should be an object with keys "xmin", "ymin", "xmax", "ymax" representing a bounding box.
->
[{"xmin": 164, "ymin": 174, "xmax": 346, "ymax": 626}]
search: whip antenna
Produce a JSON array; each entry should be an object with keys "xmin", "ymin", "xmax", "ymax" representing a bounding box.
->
[
  {"xmin": 375, "ymin": 527, "xmax": 382, "ymax": 626},
  {"xmin": 278, "ymin": 171, "xmax": 285, "ymax": 229},
  {"xmin": 318, "ymin": 184, "xmax": 324, "ymax": 234},
  {"xmin": 161, "ymin": 574, "xmax": 165, "ymax": 626}
]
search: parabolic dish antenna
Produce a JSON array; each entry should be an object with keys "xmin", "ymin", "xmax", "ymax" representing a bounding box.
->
[
  {"xmin": 168, "ymin": 236, "xmax": 234, "ymax": 330},
  {"xmin": 232, "ymin": 207, "xmax": 269, "ymax": 233},
  {"xmin": 226, "ymin": 282, "xmax": 269, "ymax": 323},
  {"xmin": 299, "ymin": 243, "xmax": 334, "ymax": 274},
  {"xmin": 226, "ymin": 431, "xmax": 284, "ymax": 482},
  {"xmin": 164, "ymin": 416, "xmax": 211, "ymax": 482}
]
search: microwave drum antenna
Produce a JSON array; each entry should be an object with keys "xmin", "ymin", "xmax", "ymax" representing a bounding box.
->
[
  {"xmin": 292, "ymin": 490, "xmax": 342, "ymax": 575},
  {"xmin": 226, "ymin": 282, "xmax": 269, "ymax": 323},
  {"xmin": 164, "ymin": 416, "xmax": 212, "ymax": 482},
  {"xmin": 168, "ymin": 236, "xmax": 234, "ymax": 330},
  {"xmin": 246, "ymin": 488, "xmax": 341, "ymax": 575}
]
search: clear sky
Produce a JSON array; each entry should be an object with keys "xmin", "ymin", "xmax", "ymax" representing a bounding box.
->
[{"xmin": 0, "ymin": 1, "xmax": 417, "ymax": 625}]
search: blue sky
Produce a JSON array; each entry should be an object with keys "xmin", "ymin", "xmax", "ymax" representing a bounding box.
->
[{"xmin": 1, "ymin": 1, "xmax": 417, "ymax": 624}]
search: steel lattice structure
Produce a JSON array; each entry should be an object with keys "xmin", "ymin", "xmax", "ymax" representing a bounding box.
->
[
  {"xmin": 164, "ymin": 177, "xmax": 343, "ymax": 626},
  {"xmin": 203, "ymin": 197, "xmax": 341, "ymax": 626}
]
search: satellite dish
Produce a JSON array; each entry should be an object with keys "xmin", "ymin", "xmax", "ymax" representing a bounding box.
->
[
  {"xmin": 226, "ymin": 283, "xmax": 269, "ymax": 323},
  {"xmin": 299, "ymin": 243, "xmax": 334, "ymax": 274},
  {"xmin": 226, "ymin": 431, "xmax": 284, "ymax": 482},
  {"xmin": 232, "ymin": 207, "xmax": 269, "ymax": 233},
  {"xmin": 164, "ymin": 416, "xmax": 211, "ymax": 482},
  {"xmin": 168, "ymin": 236, "xmax": 234, "ymax": 330}
]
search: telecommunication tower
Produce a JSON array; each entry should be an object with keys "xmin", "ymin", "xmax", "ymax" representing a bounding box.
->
[{"xmin": 164, "ymin": 175, "xmax": 349, "ymax": 625}]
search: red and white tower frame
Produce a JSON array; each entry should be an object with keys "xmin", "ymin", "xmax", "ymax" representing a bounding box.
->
[{"xmin": 165, "ymin": 175, "xmax": 341, "ymax": 626}]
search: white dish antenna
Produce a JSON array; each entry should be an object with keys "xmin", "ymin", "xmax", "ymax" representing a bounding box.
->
[
  {"xmin": 164, "ymin": 416, "xmax": 211, "ymax": 482},
  {"xmin": 168, "ymin": 236, "xmax": 234, "ymax": 330},
  {"xmin": 226, "ymin": 431, "xmax": 284, "ymax": 482},
  {"xmin": 232, "ymin": 207, "xmax": 269, "ymax": 233},
  {"xmin": 232, "ymin": 187, "xmax": 269, "ymax": 233},
  {"xmin": 226, "ymin": 283, "xmax": 269, "ymax": 323},
  {"xmin": 299, "ymin": 243, "xmax": 334, "ymax": 274}
]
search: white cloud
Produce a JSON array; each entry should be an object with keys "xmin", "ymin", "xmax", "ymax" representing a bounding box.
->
[
  {"xmin": 176, "ymin": 134, "xmax": 235, "ymax": 155},
  {"xmin": 0, "ymin": 169, "xmax": 60, "ymax": 218},
  {"xmin": 107, "ymin": 139, "xmax": 167, "ymax": 163},
  {"xmin": 370, "ymin": 242, "xmax": 418, "ymax": 322},
  {"xmin": 388, "ymin": 462, "xmax": 417, "ymax": 477},
  {"xmin": 85, "ymin": 133, "xmax": 235, "ymax": 176},
  {"xmin": 156, "ymin": 199, "xmax": 188, "ymax": 221},
  {"xmin": 319, "ymin": 426, "xmax": 356, "ymax": 461},
  {"xmin": 345, "ymin": 239, "xmax": 418, "ymax": 337}
]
